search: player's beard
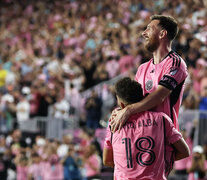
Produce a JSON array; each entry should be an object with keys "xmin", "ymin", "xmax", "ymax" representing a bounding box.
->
[{"xmin": 145, "ymin": 36, "xmax": 159, "ymax": 52}]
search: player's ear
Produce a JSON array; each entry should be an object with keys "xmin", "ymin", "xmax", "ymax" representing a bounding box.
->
[{"xmin": 159, "ymin": 29, "xmax": 167, "ymax": 39}]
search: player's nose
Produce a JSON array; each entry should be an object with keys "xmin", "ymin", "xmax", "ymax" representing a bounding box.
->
[{"xmin": 142, "ymin": 29, "xmax": 147, "ymax": 38}]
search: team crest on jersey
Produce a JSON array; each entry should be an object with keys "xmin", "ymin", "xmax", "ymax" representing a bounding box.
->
[
  {"xmin": 169, "ymin": 67, "xmax": 178, "ymax": 76},
  {"xmin": 145, "ymin": 80, "xmax": 153, "ymax": 91}
]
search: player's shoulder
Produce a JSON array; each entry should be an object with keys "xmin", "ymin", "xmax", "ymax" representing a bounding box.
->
[
  {"xmin": 141, "ymin": 111, "xmax": 172, "ymax": 122},
  {"xmin": 167, "ymin": 51, "xmax": 187, "ymax": 68}
]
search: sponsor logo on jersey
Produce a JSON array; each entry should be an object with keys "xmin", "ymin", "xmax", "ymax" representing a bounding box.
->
[
  {"xmin": 169, "ymin": 67, "xmax": 178, "ymax": 76},
  {"xmin": 145, "ymin": 80, "xmax": 153, "ymax": 91}
]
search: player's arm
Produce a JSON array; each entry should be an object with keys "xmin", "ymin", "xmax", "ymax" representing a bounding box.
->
[
  {"xmin": 129, "ymin": 85, "xmax": 171, "ymax": 114},
  {"xmin": 111, "ymin": 85, "xmax": 171, "ymax": 132},
  {"xmin": 172, "ymin": 137, "xmax": 190, "ymax": 161},
  {"xmin": 103, "ymin": 123, "xmax": 114, "ymax": 168},
  {"xmin": 103, "ymin": 147, "xmax": 114, "ymax": 168}
]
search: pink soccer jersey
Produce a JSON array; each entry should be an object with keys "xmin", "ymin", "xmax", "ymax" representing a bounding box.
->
[
  {"xmin": 104, "ymin": 111, "xmax": 182, "ymax": 180},
  {"xmin": 135, "ymin": 50, "xmax": 188, "ymax": 130}
]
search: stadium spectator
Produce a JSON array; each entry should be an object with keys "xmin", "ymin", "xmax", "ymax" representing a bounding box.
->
[
  {"xmin": 52, "ymin": 92, "xmax": 70, "ymax": 119},
  {"xmin": 42, "ymin": 154, "xmax": 64, "ymax": 180},
  {"xmin": 14, "ymin": 152, "xmax": 29, "ymax": 180},
  {"xmin": 28, "ymin": 153, "xmax": 44, "ymax": 180},
  {"xmin": 16, "ymin": 88, "xmax": 30, "ymax": 124},
  {"xmin": 82, "ymin": 144, "xmax": 102, "ymax": 180},
  {"xmin": 61, "ymin": 144, "xmax": 82, "ymax": 180},
  {"xmin": 187, "ymin": 145, "xmax": 207, "ymax": 180},
  {"xmin": 84, "ymin": 90, "xmax": 102, "ymax": 129}
]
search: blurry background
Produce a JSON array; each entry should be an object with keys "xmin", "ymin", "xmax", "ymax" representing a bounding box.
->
[{"xmin": 0, "ymin": 0, "xmax": 207, "ymax": 179}]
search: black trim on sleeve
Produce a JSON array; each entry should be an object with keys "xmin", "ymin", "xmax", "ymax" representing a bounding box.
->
[
  {"xmin": 171, "ymin": 53, "xmax": 181, "ymax": 67},
  {"xmin": 159, "ymin": 75, "xmax": 178, "ymax": 90},
  {"xmin": 169, "ymin": 51, "xmax": 182, "ymax": 68}
]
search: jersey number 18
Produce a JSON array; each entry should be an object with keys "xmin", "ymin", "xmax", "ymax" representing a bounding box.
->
[{"xmin": 122, "ymin": 136, "xmax": 156, "ymax": 168}]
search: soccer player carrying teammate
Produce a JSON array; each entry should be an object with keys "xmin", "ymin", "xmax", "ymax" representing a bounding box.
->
[
  {"xmin": 103, "ymin": 77, "xmax": 190, "ymax": 180},
  {"xmin": 111, "ymin": 15, "xmax": 188, "ymax": 132}
]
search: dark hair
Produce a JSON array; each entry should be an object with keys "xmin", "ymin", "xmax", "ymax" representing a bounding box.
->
[
  {"xmin": 150, "ymin": 15, "xmax": 179, "ymax": 40},
  {"xmin": 115, "ymin": 77, "xmax": 143, "ymax": 104}
]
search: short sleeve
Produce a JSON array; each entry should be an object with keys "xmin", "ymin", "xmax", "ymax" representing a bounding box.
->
[
  {"xmin": 104, "ymin": 122, "xmax": 113, "ymax": 149},
  {"xmin": 159, "ymin": 54, "xmax": 188, "ymax": 90}
]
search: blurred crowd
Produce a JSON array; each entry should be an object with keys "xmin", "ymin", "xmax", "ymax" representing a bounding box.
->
[
  {"xmin": 0, "ymin": 128, "xmax": 105, "ymax": 180},
  {"xmin": 0, "ymin": 0, "xmax": 207, "ymax": 130},
  {"xmin": 0, "ymin": 0, "xmax": 207, "ymax": 179}
]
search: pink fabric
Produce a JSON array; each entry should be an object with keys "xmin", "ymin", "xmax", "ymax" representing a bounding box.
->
[
  {"xmin": 193, "ymin": 76, "xmax": 201, "ymax": 94},
  {"xmin": 28, "ymin": 162, "xmax": 43, "ymax": 180},
  {"xmin": 64, "ymin": 38, "xmax": 78, "ymax": 47},
  {"xmin": 69, "ymin": 88, "xmax": 81, "ymax": 108},
  {"xmin": 119, "ymin": 55, "xmax": 134, "ymax": 73},
  {"xmin": 29, "ymin": 93, "xmax": 39, "ymax": 115},
  {"xmin": 104, "ymin": 111, "xmax": 182, "ymax": 180},
  {"xmin": 135, "ymin": 51, "xmax": 188, "ymax": 130},
  {"xmin": 41, "ymin": 162, "xmax": 63, "ymax": 180},
  {"xmin": 106, "ymin": 59, "xmax": 119, "ymax": 78},
  {"xmin": 84, "ymin": 154, "xmax": 101, "ymax": 177},
  {"xmin": 73, "ymin": 129, "xmax": 81, "ymax": 138},
  {"xmin": 17, "ymin": 166, "xmax": 29, "ymax": 180},
  {"xmin": 140, "ymin": 10, "xmax": 151, "ymax": 20}
]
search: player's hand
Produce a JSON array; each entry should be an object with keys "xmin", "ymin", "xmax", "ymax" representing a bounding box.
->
[
  {"xmin": 109, "ymin": 107, "xmax": 120, "ymax": 122},
  {"xmin": 110, "ymin": 107, "xmax": 131, "ymax": 133}
]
